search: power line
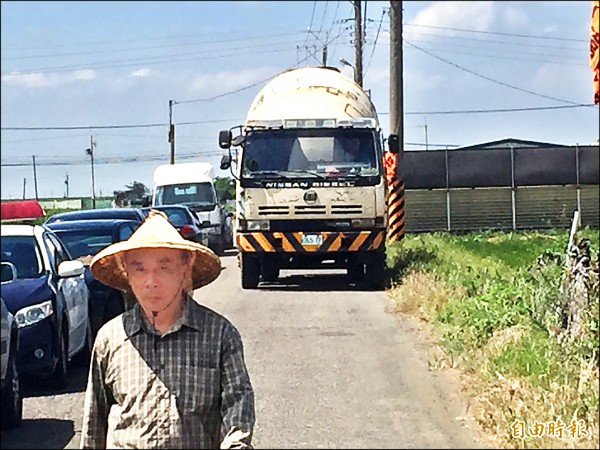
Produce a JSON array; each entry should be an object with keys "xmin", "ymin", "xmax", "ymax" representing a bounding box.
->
[
  {"xmin": 401, "ymin": 22, "xmax": 587, "ymax": 43},
  {"xmin": 175, "ymin": 77, "xmax": 274, "ymax": 105},
  {"xmin": 399, "ymin": 39, "xmax": 586, "ymax": 67},
  {"xmin": 1, "ymin": 39, "xmax": 306, "ymax": 76},
  {"xmin": 302, "ymin": 1, "xmax": 318, "ymax": 49},
  {"xmin": 1, "ymin": 118, "xmax": 239, "ymax": 131},
  {"xmin": 404, "ymin": 39, "xmax": 588, "ymax": 106},
  {"xmin": 364, "ymin": 7, "xmax": 386, "ymax": 77},
  {"xmin": 397, "ymin": 30, "xmax": 586, "ymax": 52},
  {"xmin": 401, "ymin": 104, "xmax": 597, "ymax": 115},
  {"xmin": 1, "ymin": 25, "xmax": 300, "ymax": 52},
  {"xmin": 2, "ymin": 104, "xmax": 595, "ymax": 134},
  {"xmin": 1, "ymin": 31, "xmax": 307, "ymax": 61}
]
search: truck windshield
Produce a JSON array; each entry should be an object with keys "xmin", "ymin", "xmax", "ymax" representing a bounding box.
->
[
  {"xmin": 154, "ymin": 182, "xmax": 216, "ymax": 209},
  {"xmin": 242, "ymin": 128, "xmax": 380, "ymax": 178}
]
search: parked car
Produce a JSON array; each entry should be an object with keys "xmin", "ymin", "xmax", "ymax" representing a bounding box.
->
[
  {"xmin": 0, "ymin": 224, "xmax": 92, "ymax": 389},
  {"xmin": 44, "ymin": 207, "xmax": 145, "ymax": 225},
  {"xmin": 140, "ymin": 205, "xmax": 210, "ymax": 246},
  {"xmin": 1, "ymin": 289, "xmax": 21, "ymax": 430},
  {"xmin": 45, "ymin": 219, "xmax": 140, "ymax": 337}
]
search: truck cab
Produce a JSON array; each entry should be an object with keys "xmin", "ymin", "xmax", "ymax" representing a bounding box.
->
[
  {"xmin": 152, "ymin": 162, "xmax": 227, "ymax": 255},
  {"xmin": 219, "ymin": 66, "xmax": 394, "ymax": 289}
]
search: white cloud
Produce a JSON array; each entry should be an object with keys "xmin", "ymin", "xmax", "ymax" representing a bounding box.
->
[
  {"xmin": 187, "ymin": 66, "xmax": 278, "ymax": 97},
  {"xmin": 73, "ymin": 69, "xmax": 95, "ymax": 80},
  {"xmin": 130, "ymin": 68, "xmax": 152, "ymax": 78},
  {"xmin": 1, "ymin": 69, "xmax": 96, "ymax": 88},
  {"xmin": 407, "ymin": 1, "xmax": 496, "ymax": 40},
  {"xmin": 500, "ymin": 5, "xmax": 529, "ymax": 28},
  {"xmin": 541, "ymin": 24, "xmax": 559, "ymax": 35}
]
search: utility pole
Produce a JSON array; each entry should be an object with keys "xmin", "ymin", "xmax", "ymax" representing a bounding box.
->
[
  {"xmin": 22, "ymin": 178, "xmax": 26, "ymax": 200},
  {"xmin": 353, "ymin": 0, "xmax": 363, "ymax": 87},
  {"xmin": 169, "ymin": 99, "xmax": 175, "ymax": 164},
  {"xmin": 64, "ymin": 173, "xmax": 69, "ymax": 198},
  {"xmin": 390, "ymin": 0, "xmax": 404, "ymax": 164},
  {"xmin": 86, "ymin": 134, "xmax": 96, "ymax": 208},
  {"xmin": 322, "ymin": 31, "xmax": 329, "ymax": 66},
  {"xmin": 424, "ymin": 117, "xmax": 429, "ymax": 150},
  {"xmin": 32, "ymin": 155, "xmax": 39, "ymax": 200}
]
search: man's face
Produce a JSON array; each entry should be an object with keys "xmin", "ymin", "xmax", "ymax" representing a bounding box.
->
[{"xmin": 123, "ymin": 248, "xmax": 191, "ymax": 313}]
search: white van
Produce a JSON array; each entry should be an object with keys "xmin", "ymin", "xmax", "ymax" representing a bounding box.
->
[{"xmin": 152, "ymin": 162, "xmax": 227, "ymax": 254}]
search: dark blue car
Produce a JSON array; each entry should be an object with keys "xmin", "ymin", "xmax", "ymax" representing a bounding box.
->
[
  {"xmin": 1, "ymin": 225, "xmax": 91, "ymax": 389},
  {"xmin": 45, "ymin": 219, "xmax": 141, "ymax": 337},
  {"xmin": 44, "ymin": 207, "xmax": 145, "ymax": 225}
]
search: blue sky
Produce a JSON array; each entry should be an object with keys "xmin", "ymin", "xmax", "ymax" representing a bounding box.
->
[{"xmin": 1, "ymin": 1, "xmax": 598, "ymax": 199}]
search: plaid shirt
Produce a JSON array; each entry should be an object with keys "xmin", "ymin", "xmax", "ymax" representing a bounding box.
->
[{"xmin": 80, "ymin": 296, "xmax": 255, "ymax": 449}]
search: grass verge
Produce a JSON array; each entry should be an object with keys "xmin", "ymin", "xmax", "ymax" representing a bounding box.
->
[{"xmin": 386, "ymin": 228, "xmax": 599, "ymax": 449}]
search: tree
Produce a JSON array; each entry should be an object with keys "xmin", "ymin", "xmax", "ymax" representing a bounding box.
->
[
  {"xmin": 125, "ymin": 181, "xmax": 150, "ymax": 201},
  {"xmin": 213, "ymin": 176, "xmax": 235, "ymax": 200}
]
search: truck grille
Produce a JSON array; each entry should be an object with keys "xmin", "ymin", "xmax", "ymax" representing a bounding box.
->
[
  {"xmin": 294, "ymin": 205, "xmax": 326, "ymax": 215},
  {"xmin": 331, "ymin": 204, "xmax": 363, "ymax": 215},
  {"xmin": 258, "ymin": 206, "xmax": 290, "ymax": 216},
  {"xmin": 257, "ymin": 204, "xmax": 364, "ymax": 216}
]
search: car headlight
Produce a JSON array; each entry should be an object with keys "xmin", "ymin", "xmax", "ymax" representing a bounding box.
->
[
  {"xmin": 246, "ymin": 220, "xmax": 270, "ymax": 231},
  {"xmin": 15, "ymin": 300, "xmax": 53, "ymax": 328}
]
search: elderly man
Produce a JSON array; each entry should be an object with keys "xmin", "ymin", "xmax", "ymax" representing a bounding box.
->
[{"xmin": 80, "ymin": 211, "xmax": 255, "ymax": 449}]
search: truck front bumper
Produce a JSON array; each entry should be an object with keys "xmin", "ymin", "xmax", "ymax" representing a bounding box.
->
[{"xmin": 236, "ymin": 230, "xmax": 385, "ymax": 253}]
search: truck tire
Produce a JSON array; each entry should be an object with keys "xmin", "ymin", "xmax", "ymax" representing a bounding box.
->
[
  {"xmin": 347, "ymin": 254, "xmax": 365, "ymax": 282},
  {"xmin": 262, "ymin": 262, "xmax": 280, "ymax": 282},
  {"xmin": 365, "ymin": 250, "xmax": 386, "ymax": 290},
  {"xmin": 241, "ymin": 253, "xmax": 260, "ymax": 289}
]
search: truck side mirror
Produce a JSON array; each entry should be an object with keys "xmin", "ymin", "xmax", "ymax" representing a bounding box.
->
[
  {"xmin": 219, "ymin": 130, "xmax": 232, "ymax": 149},
  {"xmin": 388, "ymin": 134, "xmax": 400, "ymax": 154},
  {"xmin": 220, "ymin": 154, "xmax": 232, "ymax": 170}
]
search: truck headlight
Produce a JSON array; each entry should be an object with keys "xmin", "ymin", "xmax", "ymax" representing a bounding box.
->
[
  {"xmin": 351, "ymin": 218, "xmax": 375, "ymax": 228},
  {"xmin": 15, "ymin": 300, "xmax": 53, "ymax": 328},
  {"xmin": 246, "ymin": 220, "xmax": 270, "ymax": 231}
]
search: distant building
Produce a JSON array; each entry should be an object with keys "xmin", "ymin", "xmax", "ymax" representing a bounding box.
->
[{"xmin": 454, "ymin": 138, "xmax": 569, "ymax": 151}]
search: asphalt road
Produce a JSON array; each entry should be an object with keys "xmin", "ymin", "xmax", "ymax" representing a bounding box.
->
[{"xmin": 1, "ymin": 250, "xmax": 486, "ymax": 449}]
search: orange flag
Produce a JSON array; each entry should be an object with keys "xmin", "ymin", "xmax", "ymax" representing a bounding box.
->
[{"xmin": 591, "ymin": 0, "xmax": 600, "ymax": 104}]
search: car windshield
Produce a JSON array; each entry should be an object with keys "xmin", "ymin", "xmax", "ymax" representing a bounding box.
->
[
  {"xmin": 141, "ymin": 207, "xmax": 191, "ymax": 227},
  {"xmin": 242, "ymin": 128, "xmax": 380, "ymax": 179},
  {"xmin": 52, "ymin": 230, "xmax": 114, "ymax": 258},
  {"xmin": 0, "ymin": 236, "xmax": 43, "ymax": 279},
  {"xmin": 154, "ymin": 183, "xmax": 216, "ymax": 210}
]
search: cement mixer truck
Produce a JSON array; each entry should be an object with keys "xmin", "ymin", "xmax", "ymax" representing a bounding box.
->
[{"xmin": 219, "ymin": 66, "xmax": 399, "ymax": 289}]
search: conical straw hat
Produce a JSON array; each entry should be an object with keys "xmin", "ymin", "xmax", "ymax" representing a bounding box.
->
[{"xmin": 90, "ymin": 211, "xmax": 222, "ymax": 291}]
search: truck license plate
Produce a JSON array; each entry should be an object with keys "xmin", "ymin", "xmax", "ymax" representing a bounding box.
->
[{"xmin": 301, "ymin": 234, "xmax": 323, "ymax": 246}]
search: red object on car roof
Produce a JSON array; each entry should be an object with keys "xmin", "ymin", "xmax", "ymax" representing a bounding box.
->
[{"xmin": 1, "ymin": 199, "xmax": 45, "ymax": 221}]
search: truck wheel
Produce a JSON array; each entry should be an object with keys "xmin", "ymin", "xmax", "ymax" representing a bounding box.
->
[
  {"xmin": 241, "ymin": 253, "xmax": 260, "ymax": 289},
  {"xmin": 262, "ymin": 261, "xmax": 280, "ymax": 282},
  {"xmin": 365, "ymin": 251, "xmax": 386, "ymax": 290},
  {"xmin": 347, "ymin": 254, "xmax": 365, "ymax": 282},
  {"xmin": 1, "ymin": 335, "xmax": 22, "ymax": 430}
]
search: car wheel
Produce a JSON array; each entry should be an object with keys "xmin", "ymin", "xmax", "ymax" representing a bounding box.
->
[
  {"xmin": 51, "ymin": 328, "xmax": 68, "ymax": 389},
  {"xmin": 1, "ymin": 336, "xmax": 22, "ymax": 430}
]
